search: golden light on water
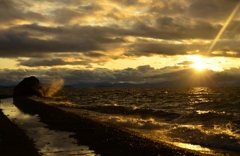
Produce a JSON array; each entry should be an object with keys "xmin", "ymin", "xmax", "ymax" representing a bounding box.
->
[{"xmin": 173, "ymin": 142, "xmax": 212, "ymax": 152}]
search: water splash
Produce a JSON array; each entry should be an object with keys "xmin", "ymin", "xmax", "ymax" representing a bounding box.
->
[
  {"xmin": 44, "ymin": 78, "xmax": 64, "ymax": 97},
  {"xmin": 207, "ymin": 2, "xmax": 240, "ymax": 54}
]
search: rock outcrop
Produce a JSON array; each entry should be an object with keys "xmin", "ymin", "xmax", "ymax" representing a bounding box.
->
[{"xmin": 13, "ymin": 76, "xmax": 44, "ymax": 97}]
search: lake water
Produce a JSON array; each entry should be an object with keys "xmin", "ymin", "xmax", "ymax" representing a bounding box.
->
[
  {"xmin": 32, "ymin": 87, "xmax": 240, "ymax": 155},
  {"xmin": 1, "ymin": 86, "xmax": 240, "ymax": 155},
  {"xmin": 0, "ymin": 98, "xmax": 97, "ymax": 156}
]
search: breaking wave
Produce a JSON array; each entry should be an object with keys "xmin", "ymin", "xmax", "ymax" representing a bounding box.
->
[
  {"xmin": 30, "ymin": 87, "xmax": 240, "ymax": 155},
  {"xmin": 42, "ymin": 78, "xmax": 64, "ymax": 97}
]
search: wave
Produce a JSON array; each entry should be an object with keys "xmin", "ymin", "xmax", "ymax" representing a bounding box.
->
[
  {"xmin": 79, "ymin": 105, "xmax": 181, "ymax": 121},
  {"xmin": 30, "ymin": 87, "xmax": 240, "ymax": 155}
]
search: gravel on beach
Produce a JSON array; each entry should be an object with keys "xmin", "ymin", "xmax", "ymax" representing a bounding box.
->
[
  {"xmin": 11, "ymin": 97, "xmax": 200, "ymax": 156},
  {"xmin": 0, "ymin": 94, "xmax": 202, "ymax": 156}
]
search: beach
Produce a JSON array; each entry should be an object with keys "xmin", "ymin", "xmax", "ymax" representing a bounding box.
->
[
  {"xmin": 0, "ymin": 88, "xmax": 40, "ymax": 155},
  {"xmin": 0, "ymin": 98, "xmax": 40, "ymax": 156},
  {"xmin": 0, "ymin": 96, "xmax": 201, "ymax": 156}
]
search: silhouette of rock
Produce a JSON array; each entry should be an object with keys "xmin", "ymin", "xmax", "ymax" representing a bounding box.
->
[{"xmin": 13, "ymin": 76, "xmax": 44, "ymax": 97}]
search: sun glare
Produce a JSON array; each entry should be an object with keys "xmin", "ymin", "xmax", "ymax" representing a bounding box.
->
[
  {"xmin": 189, "ymin": 56, "xmax": 209, "ymax": 71},
  {"xmin": 191, "ymin": 59, "xmax": 208, "ymax": 71}
]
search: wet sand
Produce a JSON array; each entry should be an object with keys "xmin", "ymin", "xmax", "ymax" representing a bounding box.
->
[
  {"xmin": 11, "ymin": 97, "xmax": 201, "ymax": 156},
  {"xmin": 0, "ymin": 99, "xmax": 40, "ymax": 156}
]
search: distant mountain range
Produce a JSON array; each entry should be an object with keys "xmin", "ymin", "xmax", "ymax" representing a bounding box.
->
[
  {"xmin": 0, "ymin": 85, "xmax": 15, "ymax": 88},
  {"xmin": 66, "ymin": 73, "xmax": 240, "ymax": 88},
  {"xmin": 66, "ymin": 80, "xmax": 239, "ymax": 88},
  {"xmin": 1, "ymin": 76, "xmax": 240, "ymax": 88}
]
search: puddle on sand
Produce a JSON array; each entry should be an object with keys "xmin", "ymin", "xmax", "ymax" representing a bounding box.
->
[{"xmin": 0, "ymin": 98, "xmax": 98, "ymax": 156}]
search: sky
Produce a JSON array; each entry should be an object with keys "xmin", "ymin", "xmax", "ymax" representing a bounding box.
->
[{"xmin": 1, "ymin": 0, "xmax": 240, "ymax": 86}]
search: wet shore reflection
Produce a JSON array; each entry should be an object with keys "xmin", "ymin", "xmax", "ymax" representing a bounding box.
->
[{"xmin": 0, "ymin": 98, "xmax": 96, "ymax": 156}]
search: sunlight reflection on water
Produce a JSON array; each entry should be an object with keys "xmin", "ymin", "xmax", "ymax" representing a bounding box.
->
[
  {"xmin": 0, "ymin": 98, "xmax": 97, "ymax": 156},
  {"xmin": 23, "ymin": 87, "xmax": 240, "ymax": 155},
  {"xmin": 173, "ymin": 142, "xmax": 211, "ymax": 152}
]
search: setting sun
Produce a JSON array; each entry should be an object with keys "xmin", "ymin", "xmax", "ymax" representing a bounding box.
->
[
  {"xmin": 191, "ymin": 60, "xmax": 207, "ymax": 71},
  {"xmin": 188, "ymin": 55, "xmax": 224, "ymax": 72},
  {"xmin": 189, "ymin": 56, "xmax": 208, "ymax": 71}
]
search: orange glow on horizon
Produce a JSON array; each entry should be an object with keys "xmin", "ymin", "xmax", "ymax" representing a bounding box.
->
[
  {"xmin": 188, "ymin": 55, "xmax": 223, "ymax": 72},
  {"xmin": 189, "ymin": 55, "xmax": 208, "ymax": 71},
  {"xmin": 191, "ymin": 60, "xmax": 208, "ymax": 71}
]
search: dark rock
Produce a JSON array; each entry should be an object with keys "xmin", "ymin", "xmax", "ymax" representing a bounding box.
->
[{"xmin": 13, "ymin": 76, "xmax": 44, "ymax": 97}]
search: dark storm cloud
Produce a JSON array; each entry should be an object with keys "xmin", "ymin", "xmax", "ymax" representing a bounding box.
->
[
  {"xmin": 0, "ymin": 0, "xmax": 240, "ymax": 70},
  {"xmin": 0, "ymin": 68, "xmax": 37, "ymax": 86},
  {"xmin": 155, "ymin": 17, "xmax": 221, "ymax": 39},
  {"xmin": 145, "ymin": 68, "xmax": 191, "ymax": 81},
  {"xmin": 114, "ymin": 0, "xmax": 145, "ymax": 6},
  {"xmin": 226, "ymin": 20, "xmax": 240, "ymax": 34},
  {"xmin": 78, "ymin": 3, "xmax": 102, "ymax": 11},
  {"xmin": 0, "ymin": 65, "xmax": 166, "ymax": 85},
  {"xmin": 16, "ymin": 24, "xmax": 64, "ymax": 34},
  {"xmin": 0, "ymin": 10, "xmax": 225, "ymax": 58},
  {"xmin": 211, "ymin": 68, "xmax": 240, "ymax": 86},
  {"xmin": 0, "ymin": 24, "xmax": 127, "ymax": 58},
  {"xmin": 123, "ymin": 18, "xmax": 221, "ymax": 42},
  {"xmin": 0, "ymin": 18, "xmax": 235, "ymax": 60},
  {"xmin": 2, "ymin": 66, "xmax": 240, "ymax": 86},
  {"xmin": 136, "ymin": 65, "xmax": 154, "ymax": 73},
  {"xmin": 0, "ymin": 31, "xmax": 100, "ymax": 57},
  {"xmin": 0, "ymin": 0, "xmax": 22, "ymax": 22},
  {"xmin": 84, "ymin": 52, "xmax": 106, "ymax": 58},
  {"xmin": 209, "ymin": 40, "xmax": 240, "ymax": 57},
  {"xmin": 51, "ymin": 8, "xmax": 87, "ymax": 24},
  {"xmin": 149, "ymin": 1, "xmax": 185, "ymax": 15},
  {"xmin": 125, "ymin": 39, "xmax": 187, "ymax": 56},
  {"xmin": 188, "ymin": 0, "xmax": 240, "ymax": 21},
  {"xmin": 0, "ymin": 0, "xmax": 48, "ymax": 23},
  {"xmin": 18, "ymin": 58, "xmax": 91, "ymax": 67}
]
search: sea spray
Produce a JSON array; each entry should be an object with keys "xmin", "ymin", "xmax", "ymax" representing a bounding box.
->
[
  {"xmin": 44, "ymin": 78, "xmax": 64, "ymax": 97},
  {"xmin": 28, "ymin": 87, "xmax": 240, "ymax": 155}
]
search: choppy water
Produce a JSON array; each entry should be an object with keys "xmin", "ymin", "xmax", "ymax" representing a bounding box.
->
[
  {"xmin": 0, "ymin": 87, "xmax": 240, "ymax": 155},
  {"xmin": 25, "ymin": 87, "xmax": 240, "ymax": 155}
]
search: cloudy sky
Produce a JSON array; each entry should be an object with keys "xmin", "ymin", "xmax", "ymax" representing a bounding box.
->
[{"xmin": 1, "ymin": 0, "xmax": 240, "ymax": 86}]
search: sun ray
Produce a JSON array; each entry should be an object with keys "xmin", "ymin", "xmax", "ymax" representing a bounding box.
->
[{"xmin": 207, "ymin": 2, "xmax": 240, "ymax": 54}]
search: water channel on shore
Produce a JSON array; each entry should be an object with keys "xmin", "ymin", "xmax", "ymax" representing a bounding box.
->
[{"xmin": 0, "ymin": 98, "xmax": 97, "ymax": 156}]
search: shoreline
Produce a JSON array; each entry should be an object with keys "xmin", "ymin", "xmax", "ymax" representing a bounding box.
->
[
  {"xmin": 12, "ymin": 97, "xmax": 200, "ymax": 156},
  {"xmin": 0, "ymin": 97, "xmax": 40, "ymax": 156}
]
